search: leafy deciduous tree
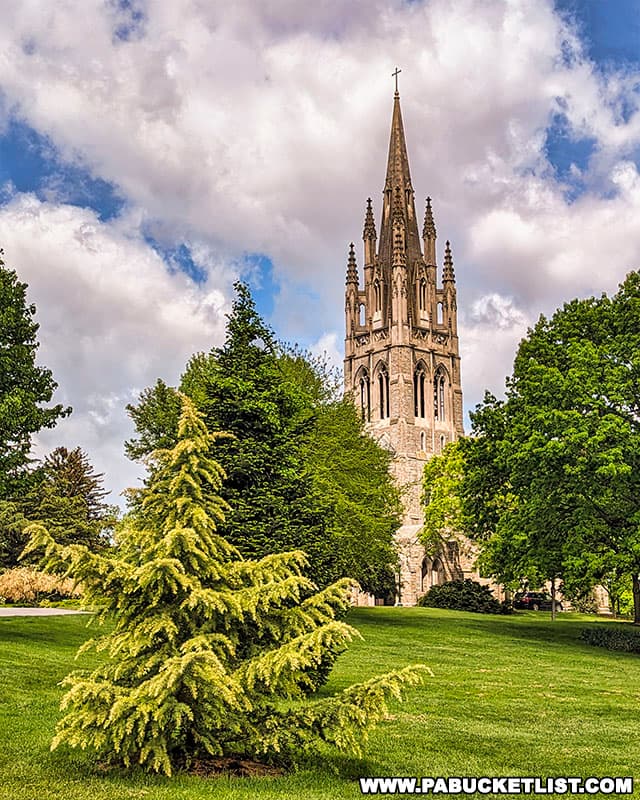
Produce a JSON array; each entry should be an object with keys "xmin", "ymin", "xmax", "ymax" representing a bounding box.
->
[
  {"xmin": 465, "ymin": 272, "xmax": 640, "ymax": 622},
  {"xmin": 0, "ymin": 249, "xmax": 69, "ymax": 496}
]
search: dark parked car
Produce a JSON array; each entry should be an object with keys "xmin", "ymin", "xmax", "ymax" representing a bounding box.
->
[{"xmin": 513, "ymin": 591, "xmax": 563, "ymax": 612}]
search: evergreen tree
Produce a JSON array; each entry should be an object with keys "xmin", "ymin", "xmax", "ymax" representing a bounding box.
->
[
  {"xmin": 126, "ymin": 283, "xmax": 401, "ymax": 594},
  {"xmin": 41, "ymin": 447, "xmax": 110, "ymax": 518},
  {"xmin": 25, "ymin": 396, "xmax": 425, "ymax": 775},
  {"xmin": 27, "ymin": 446, "xmax": 116, "ymax": 550},
  {"xmin": 0, "ymin": 249, "xmax": 69, "ymax": 496},
  {"xmin": 1, "ymin": 447, "xmax": 116, "ymax": 567},
  {"xmin": 125, "ymin": 379, "xmax": 182, "ymax": 462}
]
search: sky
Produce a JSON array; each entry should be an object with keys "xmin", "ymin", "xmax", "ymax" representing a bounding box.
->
[{"xmin": 2, "ymin": 0, "xmax": 640, "ymax": 506}]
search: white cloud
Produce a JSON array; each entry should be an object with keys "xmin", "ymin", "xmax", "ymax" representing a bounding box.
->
[
  {"xmin": 0, "ymin": 194, "xmax": 232, "ymax": 504},
  {"xmin": 310, "ymin": 331, "xmax": 343, "ymax": 373},
  {"xmin": 469, "ymin": 294, "xmax": 527, "ymax": 330}
]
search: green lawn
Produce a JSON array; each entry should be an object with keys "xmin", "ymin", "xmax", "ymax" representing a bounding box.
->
[{"xmin": 1, "ymin": 608, "xmax": 638, "ymax": 799}]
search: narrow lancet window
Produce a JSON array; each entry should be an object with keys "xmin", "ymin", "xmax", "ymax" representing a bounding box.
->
[
  {"xmin": 419, "ymin": 279, "xmax": 427, "ymax": 311},
  {"xmin": 359, "ymin": 371, "xmax": 370, "ymax": 422},
  {"xmin": 378, "ymin": 365, "xmax": 390, "ymax": 419},
  {"xmin": 359, "ymin": 303, "xmax": 366, "ymax": 326},
  {"xmin": 374, "ymin": 280, "xmax": 381, "ymax": 313},
  {"xmin": 433, "ymin": 370, "xmax": 446, "ymax": 422},
  {"xmin": 414, "ymin": 367, "xmax": 426, "ymax": 418}
]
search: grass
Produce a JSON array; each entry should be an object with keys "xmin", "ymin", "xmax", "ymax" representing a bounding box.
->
[{"xmin": 1, "ymin": 608, "xmax": 638, "ymax": 799}]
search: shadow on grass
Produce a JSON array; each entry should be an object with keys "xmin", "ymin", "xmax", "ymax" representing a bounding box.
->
[
  {"xmin": 347, "ymin": 606, "xmax": 638, "ymax": 655},
  {"xmin": 43, "ymin": 741, "xmax": 375, "ymax": 790},
  {"xmin": 0, "ymin": 616, "xmax": 91, "ymax": 648}
]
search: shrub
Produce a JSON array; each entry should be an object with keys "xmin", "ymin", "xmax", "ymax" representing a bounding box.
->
[
  {"xmin": 580, "ymin": 625, "xmax": 640, "ymax": 653},
  {"xmin": 569, "ymin": 594, "xmax": 598, "ymax": 614},
  {"xmin": 418, "ymin": 579, "xmax": 510, "ymax": 614},
  {"xmin": 0, "ymin": 566, "xmax": 81, "ymax": 604}
]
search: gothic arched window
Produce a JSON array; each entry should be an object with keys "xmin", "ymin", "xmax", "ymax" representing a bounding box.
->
[
  {"xmin": 419, "ymin": 278, "xmax": 427, "ymax": 311},
  {"xmin": 358, "ymin": 303, "xmax": 366, "ymax": 326},
  {"xmin": 420, "ymin": 431, "xmax": 427, "ymax": 451},
  {"xmin": 378, "ymin": 364, "xmax": 390, "ymax": 420},
  {"xmin": 421, "ymin": 557, "xmax": 431, "ymax": 593},
  {"xmin": 433, "ymin": 369, "xmax": 446, "ymax": 422},
  {"xmin": 437, "ymin": 301, "xmax": 443, "ymax": 325},
  {"xmin": 373, "ymin": 280, "xmax": 381, "ymax": 313},
  {"xmin": 439, "ymin": 434, "xmax": 446, "ymax": 453},
  {"xmin": 359, "ymin": 370, "xmax": 370, "ymax": 422},
  {"xmin": 413, "ymin": 365, "xmax": 426, "ymax": 418}
]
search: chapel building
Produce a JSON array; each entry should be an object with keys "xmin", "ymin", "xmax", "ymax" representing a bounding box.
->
[{"xmin": 343, "ymin": 86, "xmax": 471, "ymax": 606}]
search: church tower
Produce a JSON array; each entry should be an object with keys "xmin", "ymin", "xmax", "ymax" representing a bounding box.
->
[{"xmin": 344, "ymin": 83, "xmax": 464, "ymax": 606}]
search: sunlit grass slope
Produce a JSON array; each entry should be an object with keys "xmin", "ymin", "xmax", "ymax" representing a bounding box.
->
[{"xmin": 0, "ymin": 608, "xmax": 637, "ymax": 799}]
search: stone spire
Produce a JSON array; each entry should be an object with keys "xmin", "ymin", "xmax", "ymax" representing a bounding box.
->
[
  {"xmin": 345, "ymin": 242, "xmax": 359, "ymax": 285},
  {"xmin": 363, "ymin": 197, "xmax": 376, "ymax": 240},
  {"xmin": 377, "ymin": 89, "xmax": 422, "ymax": 290},
  {"xmin": 443, "ymin": 240, "xmax": 455, "ymax": 282},
  {"xmin": 423, "ymin": 197, "xmax": 436, "ymax": 266},
  {"xmin": 384, "ymin": 91, "xmax": 414, "ymax": 197},
  {"xmin": 423, "ymin": 197, "xmax": 436, "ymax": 239},
  {"xmin": 363, "ymin": 197, "xmax": 377, "ymax": 267}
]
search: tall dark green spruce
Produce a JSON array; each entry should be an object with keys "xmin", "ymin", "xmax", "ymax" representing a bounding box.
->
[
  {"xmin": 127, "ymin": 283, "xmax": 400, "ymax": 595},
  {"xmin": 26, "ymin": 396, "xmax": 425, "ymax": 775}
]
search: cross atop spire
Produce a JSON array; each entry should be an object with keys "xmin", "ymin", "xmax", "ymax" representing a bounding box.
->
[{"xmin": 392, "ymin": 66, "xmax": 401, "ymax": 94}]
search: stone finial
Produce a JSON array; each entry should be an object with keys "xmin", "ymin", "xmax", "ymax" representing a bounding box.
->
[
  {"xmin": 443, "ymin": 240, "xmax": 455, "ymax": 282},
  {"xmin": 346, "ymin": 242, "xmax": 359, "ymax": 285},
  {"xmin": 363, "ymin": 197, "xmax": 377, "ymax": 241},
  {"xmin": 423, "ymin": 197, "xmax": 436, "ymax": 240}
]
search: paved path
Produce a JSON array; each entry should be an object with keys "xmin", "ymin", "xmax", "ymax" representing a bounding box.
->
[{"xmin": 0, "ymin": 607, "xmax": 90, "ymax": 616}]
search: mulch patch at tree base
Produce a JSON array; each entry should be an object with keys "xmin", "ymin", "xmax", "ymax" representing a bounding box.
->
[{"xmin": 189, "ymin": 757, "xmax": 285, "ymax": 778}]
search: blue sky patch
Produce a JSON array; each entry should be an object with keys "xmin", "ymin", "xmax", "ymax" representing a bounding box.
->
[
  {"xmin": 555, "ymin": 0, "xmax": 640, "ymax": 70},
  {"xmin": 0, "ymin": 119, "xmax": 125, "ymax": 220},
  {"xmin": 241, "ymin": 253, "xmax": 279, "ymax": 320},
  {"xmin": 544, "ymin": 112, "xmax": 597, "ymax": 201},
  {"xmin": 143, "ymin": 234, "xmax": 208, "ymax": 285}
]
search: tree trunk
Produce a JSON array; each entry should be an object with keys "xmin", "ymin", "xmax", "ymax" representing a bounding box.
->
[
  {"xmin": 633, "ymin": 574, "xmax": 640, "ymax": 626},
  {"xmin": 551, "ymin": 577, "xmax": 556, "ymax": 622}
]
